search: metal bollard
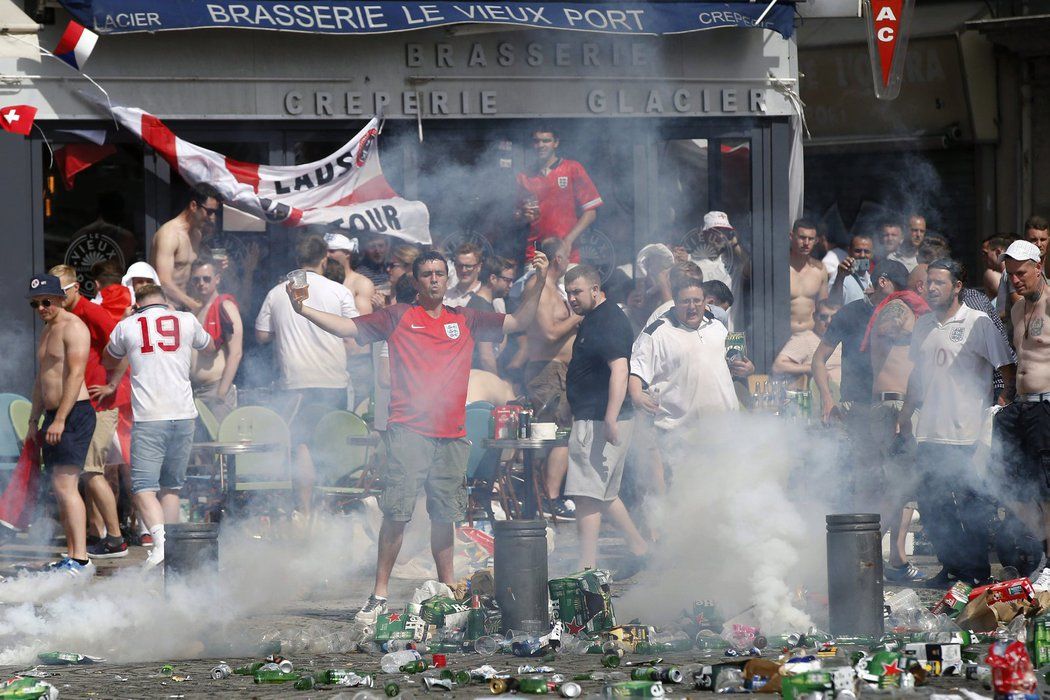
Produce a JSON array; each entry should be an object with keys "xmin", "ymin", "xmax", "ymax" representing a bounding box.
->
[
  {"xmin": 494, "ymin": 519, "xmax": 549, "ymax": 634},
  {"xmin": 826, "ymin": 513, "xmax": 883, "ymax": 637}
]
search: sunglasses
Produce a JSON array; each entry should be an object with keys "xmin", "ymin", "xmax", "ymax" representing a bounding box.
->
[
  {"xmin": 498, "ymin": 275, "xmax": 516, "ymax": 284},
  {"xmin": 29, "ymin": 299, "xmax": 55, "ymax": 309},
  {"xmin": 197, "ymin": 204, "xmax": 221, "ymax": 217},
  {"xmin": 191, "ymin": 275, "xmax": 213, "ymax": 284},
  {"xmin": 61, "ymin": 282, "xmax": 77, "ymax": 291}
]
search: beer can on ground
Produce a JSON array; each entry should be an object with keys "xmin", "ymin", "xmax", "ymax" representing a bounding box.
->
[
  {"xmin": 384, "ymin": 681, "xmax": 400, "ymax": 697},
  {"xmin": 605, "ymin": 680, "xmax": 665, "ymax": 697},
  {"xmin": 490, "ymin": 678, "xmax": 510, "ymax": 694},
  {"xmin": 210, "ymin": 664, "xmax": 232, "ymax": 679},
  {"xmin": 557, "ymin": 681, "xmax": 582, "ymax": 697}
]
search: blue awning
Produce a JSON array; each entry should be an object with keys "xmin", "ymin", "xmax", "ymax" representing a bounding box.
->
[{"xmin": 57, "ymin": 1, "xmax": 795, "ymax": 39}]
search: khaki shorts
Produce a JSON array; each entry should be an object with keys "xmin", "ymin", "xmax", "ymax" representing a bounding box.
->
[
  {"xmin": 565, "ymin": 418, "xmax": 634, "ymax": 502},
  {"xmin": 381, "ymin": 423, "xmax": 470, "ymax": 523},
  {"xmin": 85, "ymin": 408, "xmax": 119, "ymax": 474},
  {"xmin": 525, "ymin": 360, "xmax": 572, "ymax": 428}
]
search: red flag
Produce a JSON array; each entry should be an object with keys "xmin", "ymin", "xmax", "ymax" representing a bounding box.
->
[
  {"xmin": 0, "ymin": 437, "xmax": 41, "ymax": 531},
  {"xmin": 55, "ymin": 143, "xmax": 117, "ymax": 189},
  {"xmin": 0, "ymin": 105, "xmax": 37, "ymax": 136}
]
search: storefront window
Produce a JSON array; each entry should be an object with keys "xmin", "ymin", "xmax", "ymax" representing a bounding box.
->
[{"xmin": 43, "ymin": 142, "xmax": 145, "ymax": 297}]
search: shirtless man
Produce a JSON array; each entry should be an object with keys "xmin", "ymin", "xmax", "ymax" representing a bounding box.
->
[
  {"xmin": 865, "ymin": 259, "xmax": 927, "ymax": 583},
  {"xmin": 150, "ymin": 183, "xmax": 223, "ymax": 312},
  {"xmin": 189, "ymin": 258, "xmax": 243, "ymax": 421},
  {"xmin": 526, "ymin": 237, "xmax": 582, "ymax": 519},
  {"xmin": 26, "ymin": 274, "xmax": 97, "ymax": 577},
  {"xmin": 996, "ymin": 239, "xmax": 1050, "ymax": 575},
  {"xmin": 326, "ymin": 232, "xmax": 376, "ymax": 410},
  {"xmin": 981, "ymin": 234, "xmax": 1014, "ymax": 300},
  {"xmin": 788, "ymin": 219, "xmax": 829, "ymax": 335}
]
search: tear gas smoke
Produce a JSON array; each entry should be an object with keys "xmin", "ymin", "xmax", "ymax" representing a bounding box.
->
[
  {"xmin": 0, "ymin": 514, "xmax": 376, "ymax": 665},
  {"xmin": 617, "ymin": 412, "xmax": 841, "ymax": 634}
]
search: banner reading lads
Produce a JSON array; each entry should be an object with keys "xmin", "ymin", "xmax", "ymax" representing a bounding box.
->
[{"xmin": 108, "ymin": 104, "xmax": 430, "ymax": 244}]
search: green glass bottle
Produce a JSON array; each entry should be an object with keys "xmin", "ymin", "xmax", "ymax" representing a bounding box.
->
[
  {"xmin": 399, "ymin": 660, "xmax": 429, "ymax": 673},
  {"xmin": 253, "ymin": 670, "xmax": 301, "ymax": 684},
  {"xmin": 234, "ymin": 661, "xmax": 266, "ymax": 675},
  {"xmin": 384, "ymin": 681, "xmax": 400, "ymax": 697},
  {"xmin": 516, "ymin": 677, "xmax": 550, "ymax": 694}
]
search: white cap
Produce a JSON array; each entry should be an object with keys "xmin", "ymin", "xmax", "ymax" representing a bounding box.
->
[
  {"xmin": 702, "ymin": 211, "xmax": 733, "ymax": 232},
  {"xmin": 324, "ymin": 232, "xmax": 359, "ymax": 253},
  {"xmin": 1000, "ymin": 239, "xmax": 1042, "ymax": 263}
]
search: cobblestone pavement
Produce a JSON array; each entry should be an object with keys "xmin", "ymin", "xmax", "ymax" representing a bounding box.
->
[{"xmin": 0, "ymin": 524, "xmax": 1006, "ymax": 699}]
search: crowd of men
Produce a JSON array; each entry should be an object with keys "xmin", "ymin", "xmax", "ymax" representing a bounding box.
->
[{"xmin": 21, "ymin": 123, "xmax": 1050, "ymax": 617}]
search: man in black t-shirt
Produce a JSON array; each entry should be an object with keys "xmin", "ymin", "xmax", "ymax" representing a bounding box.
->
[
  {"xmin": 465, "ymin": 256, "xmax": 516, "ymax": 373},
  {"xmin": 563, "ymin": 265, "xmax": 649, "ymax": 579}
]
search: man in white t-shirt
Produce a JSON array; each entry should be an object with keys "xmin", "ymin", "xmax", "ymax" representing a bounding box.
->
[
  {"xmin": 104, "ymin": 284, "xmax": 215, "ymax": 569},
  {"xmin": 899, "ymin": 258, "xmax": 1016, "ymax": 587},
  {"xmin": 629, "ymin": 273, "xmax": 743, "ymax": 484},
  {"xmin": 256, "ymin": 234, "xmax": 359, "ymax": 518},
  {"xmin": 443, "ymin": 242, "xmax": 483, "ymax": 308}
]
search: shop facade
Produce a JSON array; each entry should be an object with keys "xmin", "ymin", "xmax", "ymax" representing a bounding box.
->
[{"xmin": 0, "ymin": 1, "xmax": 802, "ymax": 393}]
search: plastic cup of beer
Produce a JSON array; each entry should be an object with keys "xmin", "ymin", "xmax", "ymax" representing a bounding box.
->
[{"xmin": 287, "ymin": 269, "xmax": 309, "ymax": 303}]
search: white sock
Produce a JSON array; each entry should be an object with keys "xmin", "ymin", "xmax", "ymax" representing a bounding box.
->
[{"xmin": 149, "ymin": 524, "xmax": 165, "ymax": 547}]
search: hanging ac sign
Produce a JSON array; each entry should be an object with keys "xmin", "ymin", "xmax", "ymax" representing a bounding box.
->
[{"xmin": 865, "ymin": 0, "xmax": 915, "ymax": 100}]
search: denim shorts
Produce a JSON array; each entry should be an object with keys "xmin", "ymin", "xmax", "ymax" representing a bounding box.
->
[{"xmin": 131, "ymin": 419, "xmax": 196, "ymax": 493}]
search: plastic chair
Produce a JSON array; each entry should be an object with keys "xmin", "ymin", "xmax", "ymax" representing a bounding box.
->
[
  {"xmin": 465, "ymin": 401, "xmax": 498, "ymax": 524},
  {"xmin": 216, "ymin": 406, "xmax": 292, "ymax": 492},
  {"xmin": 8, "ymin": 399, "xmax": 32, "ymax": 444},
  {"xmin": 311, "ymin": 410, "xmax": 378, "ymax": 504},
  {"xmin": 194, "ymin": 398, "xmax": 220, "ymax": 441},
  {"xmin": 0, "ymin": 394, "xmax": 28, "ymax": 471}
]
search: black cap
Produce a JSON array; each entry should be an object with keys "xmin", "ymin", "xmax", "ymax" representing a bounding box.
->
[
  {"xmin": 875, "ymin": 260, "xmax": 909, "ymax": 291},
  {"xmin": 26, "ymin": 274, "xmax": 66, "ymax": 299}
]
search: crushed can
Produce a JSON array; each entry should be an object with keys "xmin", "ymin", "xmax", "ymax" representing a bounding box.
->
[
  {"xmin": 549, "ymin": 569, "xmax": 616, "ymax": 634},
  {"xmin": 932, "ymin": 581, "xmax": 974, "ymax": 617},
  {"xmin": 557, "ymin": 681, "xmax": 582, "ymax": 697},
  {"xmin": 210, "ymin": 663, "xmax": 233, "ymax": 680},
  {"xmin": 422, "ymin": 676, "xmax": 454, "ymax": 691},
  {"xmin": 605, "ymin": 680, "xmax": 665, "ymax": 697}
]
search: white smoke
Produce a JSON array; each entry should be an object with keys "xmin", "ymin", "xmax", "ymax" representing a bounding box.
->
[
  {"xmin": 617, "ymin": 412, "xmax": 837, "ymax": 634},
  {"xmin": 0, "ymin": 513, "xmax": 376, "ymax": 664}
]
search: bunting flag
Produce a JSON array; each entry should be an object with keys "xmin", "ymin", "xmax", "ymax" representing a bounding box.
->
[
  {"xmin": 54, "ymin": 20, "xmax": 99, "ymax": 70},
  {"xmin": 106, "ymin": 104, "xmax": 430, "ymax": 243},
  {"xmin": 0, "ymin": 105, "xmax": 37, "ymax": 136},
  {"xmin": 55, "ymin": 143, "xmax": 117, "ymax": 189}
]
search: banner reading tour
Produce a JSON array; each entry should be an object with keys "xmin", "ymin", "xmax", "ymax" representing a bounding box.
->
[{"xmin": 107, "ymin": 105, "xmax": 431, "ymax": 244}]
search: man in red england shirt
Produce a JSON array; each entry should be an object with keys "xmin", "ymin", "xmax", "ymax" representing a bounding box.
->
[
  {"xmin": 288, "ymin": 249, "xmax": 547, "ymax": 623},
  {"xmin": 517, "ymin": 127, "xmax": 602, "ymax": 262},
  {"xmin": 50, "ymin": 265, "xmax": 128, "ymax": 558}
]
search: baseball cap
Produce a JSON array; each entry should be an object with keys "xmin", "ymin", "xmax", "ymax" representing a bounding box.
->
[
  {"xmin": 702, "ymin": 211, "xmax": 733, "ymax": 232},
  {"xmin": 324, "ymin": 232, "xmax": 359, "ymax": 253},
  {"xmin": 26, "ymin": 274, "xmax": 66, "ymax": 299},
  {"xmin": 875, "ymin": 259, "xmax": 909, "ymax": 290},
  {"xmin": 999, "ymin": 239, "xmax": 1041, "ymax": 263}
]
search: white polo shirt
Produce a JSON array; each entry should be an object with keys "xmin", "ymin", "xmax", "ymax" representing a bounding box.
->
[
  {"xmin": 107, "ymin": 305, "xmax": 211, "ymax": 422},
  {"xmin": 629, "ymin": 310, "xmax": 739, "ymax": 431},
  {"xmin": 255, "ymin": 271, "xmax": 359, "ymax": 390},
  {"xmin": 910, "ymin": 303, "xmax": 1015, "ymax": 444},
  {"xmin": 444, "ymin": 280, "xmax": 481, "ymax": 308}
]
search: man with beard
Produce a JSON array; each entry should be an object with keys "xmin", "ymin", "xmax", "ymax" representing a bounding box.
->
[{"xmin": 899, "ymin": 259, "xmax": 1016, "ymax": 587}]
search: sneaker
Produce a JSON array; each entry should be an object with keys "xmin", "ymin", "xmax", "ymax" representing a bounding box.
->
[
  {"xmin": 1033, "ymin": 568, "xmax": 1050, "ymax": 593},
  {"xmin": 884, "ymin": 562, "xmax": 927, "ymax": 584},
  {"xmin": 614, "ymin": 553, "xmax": 650, "ymax": 582},
  {"xmin": 355, "ymin": 595, "xmax": 388, "ymax": 625},
  {"xmin": 48, "ymin": 557, "xmax": 96, "ymax": 580},
  {"xmin": 544, "ymin": 498, "xmax": 576, "ymax": 520},
  {"xmin": 87, "ymin": 537, "xmax": 128, "ymax": 559},
  {"xmin": 138, "ymin": 533, "xmax": 154, "ymax": 548},
  {"xmin": 143, "ymin": 545, "xmax": 165, "ymax": 570}
]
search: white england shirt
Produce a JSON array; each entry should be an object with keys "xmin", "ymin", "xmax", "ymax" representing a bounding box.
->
[
  {"xmin": 106, "ymin": 304, "xmax": 211, "ymax": 422},
  {"xmin": 629, "ymin": 309, "xmax": 739, "ymax": 431},
  {"xmin": 910, "ymin": 303, "xmax": 1015, "ymax": 444}
]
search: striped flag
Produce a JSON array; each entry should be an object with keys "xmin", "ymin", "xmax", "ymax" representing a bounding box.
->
[
  {"xmin": 54, "ymin": 20, "xmax": 99, "ymax": 71},
  {"xmin": 106, "ymin": 103, "xmax": 430, "ymax": 244}
]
